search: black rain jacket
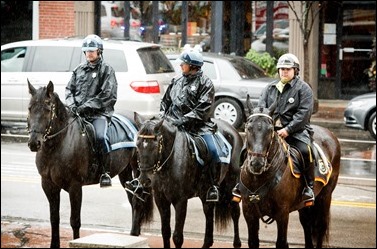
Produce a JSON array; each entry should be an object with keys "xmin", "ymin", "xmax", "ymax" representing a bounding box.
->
[
  {"xmin": 258, "ymin": 76, "xmax": 314, "ymax": 144},
  {"xmin": 65, "ymin": 58, "xmax": 117, "ymax": 119},
  {"xmin": 160, "ymin": 70, "xmax": 217, "ymax": 134}
]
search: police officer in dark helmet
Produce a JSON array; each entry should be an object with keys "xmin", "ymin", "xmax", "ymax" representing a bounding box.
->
[
  {"xmin": 160, "ymin": 49, "xmax": 220, "ymax": 202},
  {"xmin": 65, "ymin": 34, "xmax": 118, "ymax": 188},
  {"xmin": 232, "ymin": 53, "xmax": 315, "ymax": 206}
]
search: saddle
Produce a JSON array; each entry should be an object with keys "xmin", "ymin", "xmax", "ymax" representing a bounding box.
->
[
  {"xmin": 282, "ymin": 140, "xmax": 333, "ymax": 186},
  {"xmin": 185, "ymin": 132, "xmax": 232, "ymax": 167},
  {"xmin": 81, "ymin": 114, "xmax": 138, "ymax": 153}
]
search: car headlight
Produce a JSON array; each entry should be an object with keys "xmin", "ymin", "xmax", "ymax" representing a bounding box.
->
[{"xmin": 348, "ymin": 100, "xmax": 365, "ymax": 108}]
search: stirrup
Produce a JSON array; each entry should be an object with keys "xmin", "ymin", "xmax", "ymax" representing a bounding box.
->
[
  {"xmin": 206, "ymin": 186, "xmax": 219, "ymax": 202},
  {"xmin": 302, "ymin": 187, "xmax": 315, "ymax": 207},
  {"xmin": 100, "ymin": 173, "xmax": 112, "ymax": 188}
]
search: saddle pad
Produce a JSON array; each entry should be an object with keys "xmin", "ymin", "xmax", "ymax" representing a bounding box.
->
[
  {"xmin": 188, "ymin": 131, "xmax": 232, "ymax": 166},
  {"xmin": 288, "ymin": 141, "xmax": 332, "ymax": 186},
  {"xmin": 104, "ymin": 114, "xmax": 138, "ymax": 153}
]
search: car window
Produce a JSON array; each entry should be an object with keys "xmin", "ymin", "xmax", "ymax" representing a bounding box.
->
[
  {"xmin": 229, "ymin": 58, "xmax": 267, "ymax": 79},
  {"xmin": 29, "ymin": 46, "xmax": 76, "ymax": 72},
  {"xmin": 1, "ymin": 47, "xmax": 26, "ymax": 72},
  {"xmin": 202, "ymin": 61, "xmax": 217, "ymax": 80},
  {"xmin": 103, "ymin": 49, "xmax": 128, "ymax": 72},
  {"xmin": 137, "ymin": 47, "xmax": 175, "ymax": 74}
]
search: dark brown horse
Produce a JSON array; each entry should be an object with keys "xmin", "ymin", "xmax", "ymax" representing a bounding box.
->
[
  {"xmin": 27, "ymin": 80, "xmax": 152, "ymax": 248},
  {"xmin": 133, "ymin": 113, "xmax": 243, "ymax": 248},
  {"xmin": 240, "ymin": 105, "xmax": 341, "ymax": 248}
]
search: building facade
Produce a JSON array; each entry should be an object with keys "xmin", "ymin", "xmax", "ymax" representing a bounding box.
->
[{"xmin": 1, "ymin": 1, "xmax": 375, "ymax": 100}]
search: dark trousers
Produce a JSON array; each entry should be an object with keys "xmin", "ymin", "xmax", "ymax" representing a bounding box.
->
[{"xmin": 285, "ymin": 136, "xmax": 313, "ymax": 170}]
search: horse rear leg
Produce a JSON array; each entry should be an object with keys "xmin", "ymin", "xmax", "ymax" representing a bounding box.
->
[
  {"xmin": 42, "ymin": 180, "xmax": 61, "ymax": 248},
  {"xmin": 69, "ymin": 186, "xmax": 82, "ymax": 240}
]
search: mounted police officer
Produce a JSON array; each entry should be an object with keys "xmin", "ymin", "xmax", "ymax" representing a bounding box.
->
[
  {"xmin": 160, "ymin": 49, "xmax": 220, "ymax": 202},
  {"xmin": 233, "ymin": 53, "xmax": 315, "ymax": 206},
  {"xmin": 65, "ymin": 34, "xmax": 118, "ymax": 188}
]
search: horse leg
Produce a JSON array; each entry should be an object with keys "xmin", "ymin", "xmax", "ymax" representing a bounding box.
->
[
  {"xmin": 201, "ymin": 200, "xmax": 215, "ymax": 248},
  {"xmin": 172, "ymin": 200, "xmax": 189, "ymax": 248},
  {"xmin": 41, "ymin": 179, "xmax": 61, "ymax": 248},
  {"xmin": 68, "ymin": 185, "xmax": 82, "ymax": 240},
  {"xmin": 275, "ymin": 214, "xmax": 290, "ymax": 248},
  {"xmin": 155, "ymin": 192, "xmax": 172, "ymax": 248},
  {"xmin": 243, "ymin": 205, "xmax": 260, "ymax": 248},
  {"xmin": 230, "ymin": 201, "xmax": 242, "ymax": 248}
]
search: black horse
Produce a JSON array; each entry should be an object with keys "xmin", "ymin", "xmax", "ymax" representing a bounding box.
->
[
  {"xmin": 133, "ymin": 113, "xmax": 243, "ymax": 248},
  {"xmin": 27, "ymin": 80, "xmax": 152, "ymax": 248},
  {"xmin": 240, "ymin": 104, "xmax": 341, "ymax": 248}
]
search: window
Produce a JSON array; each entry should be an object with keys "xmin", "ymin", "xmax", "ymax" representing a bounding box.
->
[
  {"xmin": 30, "ymin": 46, "xmax": 75, "ymax": 72},
  {"xmin": 138, "ymin": 47, "xmax": 175, "ymax": 74},
  {"xmin": 1, "ymin": 47, "xmax": 26, "ymax": 72}
]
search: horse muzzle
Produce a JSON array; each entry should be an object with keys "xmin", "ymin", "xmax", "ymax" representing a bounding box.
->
[
  {"xmin": 248, "ymin": 156, "xmax": 266, "ymax": 175},
  {"xmin": 28, "ymin": 135, "xmax": 42, "ymax": 152}
]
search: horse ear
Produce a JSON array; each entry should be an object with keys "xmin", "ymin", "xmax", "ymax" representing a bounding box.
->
[
  {"xmin": 134, "ymin": 112, "xmax": 143, "ymax": 128},
  {"xmin": 246, "ymin": 94, "xmax": 254, "ymax": 115},
  {"xmin": 27, "ymin": 78, "xmax": 36, "ymax": 95},
  {"xmin": 46, "ymin": 81, "xmax": 55, "ymax": 99},
  {"xmin": 154, "ymin": 119, "xmax": 164, "ymax": 134}
]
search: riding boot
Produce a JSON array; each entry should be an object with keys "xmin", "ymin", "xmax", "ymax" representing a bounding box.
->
[
  {"xmin": 206, "ymin": 162, "xmax": 219, "ymax": 202},
  {"xmin": 302, "ymin": 162, "xmax": 315, "ymax": 206},
  {"xmin": 231, "ymin": 183, "xmax": 241, "ymax": 203},
  {"xmin": 99, "ymin": 151, "xmax": 112, "ymax": 188}
]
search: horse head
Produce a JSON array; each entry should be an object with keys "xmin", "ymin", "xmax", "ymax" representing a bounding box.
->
[
  {"xmin": 27, "ymin": 80, "xmax": 68, "ymax": 152},
  {"xmin": 134, "ymin": 113, "xmax": 177, "ymax": 189},
  {"xmin": 244, "ymin": 107, "xmax": 276, "ymax": 175}
]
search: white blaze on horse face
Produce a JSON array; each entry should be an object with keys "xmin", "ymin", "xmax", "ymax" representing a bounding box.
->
[{"xmin": 143, "ymin": 140, "xmax": 148, "ymax": 148}]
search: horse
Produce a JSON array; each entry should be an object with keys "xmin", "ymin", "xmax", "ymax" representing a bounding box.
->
[
  {"xmin": 239, "ymin": 104, "xmax": 341, "ymax": 248},
  {"xmin": 26, "ymin": 80, "xmax": 152, "ymax": 248},
  {"xmin": 133, "ymin": 113, "xmax": 243, "ymax": 248}
]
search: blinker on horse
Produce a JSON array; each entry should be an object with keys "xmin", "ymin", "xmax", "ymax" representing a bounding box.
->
[
  {"xmin": 27, "ymin": 80, "xmax": 151, "ymax": 248},
  {"xmin": 239, "ymin": 105, "xmax": 341, "ymax": 248}
]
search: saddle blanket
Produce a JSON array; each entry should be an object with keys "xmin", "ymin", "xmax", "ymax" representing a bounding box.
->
[
  {"xmin": 288, "ymin": 141, "xmax": 333, "ymax": 186},
  {"xmin": 104, "ymin": 114, "xmax": 138, "ymax": 153},
  {"xmin": 188, "ymin": 131, "xmax": 232, "ymax": 166}
]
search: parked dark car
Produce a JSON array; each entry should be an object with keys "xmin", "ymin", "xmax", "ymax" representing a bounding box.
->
[
  {"xmin": 166, "ymin": 52, "xmax": 274, "ymax": 130},
  {"xmin": 344, "ymin": 92, "xmax": 376, "ymax": 139}
]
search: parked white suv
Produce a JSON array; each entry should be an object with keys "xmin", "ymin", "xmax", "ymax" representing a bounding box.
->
[{"xmin": 1, "ymin": 37, "xmax": 176, "ymax": 128}]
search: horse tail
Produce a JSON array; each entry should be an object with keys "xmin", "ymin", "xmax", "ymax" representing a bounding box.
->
[{"xmin": 214, "ymin": 200, "xmax": 232, "ymax": 232}]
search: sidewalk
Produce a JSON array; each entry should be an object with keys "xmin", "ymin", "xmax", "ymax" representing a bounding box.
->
[{"xmin": 1, "ymin": 218, "xmax": 279, "ymax": 248}]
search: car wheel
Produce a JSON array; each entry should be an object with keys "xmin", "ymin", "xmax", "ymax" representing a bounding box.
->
[
  {"xmin": 367, "ymin": 111, "xmax": 376, "ymax": 139},
  {"xmin": 213, "ymin": 97, "xmax": 243, "ymax": 130}
]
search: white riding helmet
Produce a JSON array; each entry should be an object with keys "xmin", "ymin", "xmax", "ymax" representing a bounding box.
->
[{"xmin": 277, "ymin": 53, "xmax": 300, "ymax": 70}]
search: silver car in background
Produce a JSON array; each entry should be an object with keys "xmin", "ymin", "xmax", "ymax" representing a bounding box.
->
[
  {"xmin": 344, "ymin": 92, "xmax": 376, "ymax": 139},
  {"xmin": 166, "ymin": 52, "xmax": 274, "ymax": 130}
]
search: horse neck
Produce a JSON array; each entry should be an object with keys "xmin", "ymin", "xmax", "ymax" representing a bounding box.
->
[{"xmin": 265, "ymin": 133, "xmax": 287, "ymax": 176}]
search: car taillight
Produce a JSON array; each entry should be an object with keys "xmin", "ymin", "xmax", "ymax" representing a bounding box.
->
[{"xmin": 130, "ymin": 81, "xmax": 160, "ymax": 94}]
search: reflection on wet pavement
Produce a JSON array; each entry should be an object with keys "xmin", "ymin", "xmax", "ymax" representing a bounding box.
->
[{"xmin": 340, "ymin": 140, "xmax": 376, "ymax": 179}]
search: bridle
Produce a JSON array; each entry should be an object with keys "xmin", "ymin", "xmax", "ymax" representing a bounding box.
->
[
  {"xmin": 27, "ymin": 103, "xmax": 77, "ymax": 142},
  {"xmin": 246, "ymin": 113, "xmax": 276, "ymax": 164},
  {"xmin": 137, "ymin": 130, "xmax": 176, "ymax": 174}
]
